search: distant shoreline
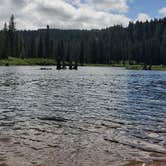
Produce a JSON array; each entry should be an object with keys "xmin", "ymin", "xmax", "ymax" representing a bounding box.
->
[{"xmin": 0, "ymin": 57, "xmax": 166, "ymax": 71}]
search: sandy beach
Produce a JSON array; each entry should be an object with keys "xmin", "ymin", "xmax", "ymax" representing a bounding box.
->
[{"xmin": 0, "ymin": 135, "xmax": 166, "ymax": 166}]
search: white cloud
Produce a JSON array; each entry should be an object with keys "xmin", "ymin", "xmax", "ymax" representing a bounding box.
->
[
  {"xmin": 0, "ymin": 0, "xmax": 132, "ymax": 30},
  {"xmin": 74, "ymin": 0, "xmax": 131, "ymax": 13},
  {"xmin": 136, "ymin": 13, "xmax": 151, "ymax": 22},
  {"xmin": 159, "ymin": 7, "xmax": 166, "ymax": 17},
  {"xmin": 83, "ymin": 0, "xmax": 130, "ymax": 13},
  {"xmin": 66, "ymin": 0, "xmax": 130, "ymax": 12}
]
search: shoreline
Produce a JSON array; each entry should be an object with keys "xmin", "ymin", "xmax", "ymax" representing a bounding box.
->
[
  {"xmin": 123, "ymin": 160, "xmax": 166, "ymax": 166},
  {"xmin": 0, "ymin": 135, "xmax": 166, "ymax": 166},
  {"xmin": 0, "ymin": 57, "xmax": 166, "ymax": 71}
]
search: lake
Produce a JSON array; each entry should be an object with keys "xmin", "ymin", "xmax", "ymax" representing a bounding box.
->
[{"xmin": 0, "ymin": 66, "xmax": 166, "ymax": 166}]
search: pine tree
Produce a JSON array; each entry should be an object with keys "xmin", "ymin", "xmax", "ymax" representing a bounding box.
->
[
  {"xmin": 66, "ymin": 43, "xmax": 71, "ymax": 62},
  {"xmin": 30, "ymin": 37, "xmax": 36, "ymax": 58},
  {"xmin": 56, "ymin": 42, "xmax": 61, "ymax": 70},
  {"xmin": 8, "ymin": 14, "xmax": 16, "ymax": 57},
  {"xmin": 1, "ymin": 23, "xmax": 9, "ymax": 59},
  {"xmin": 45, "ymin": 25, "xmax": 50, "ymax": 58},
  {"xmin": 79, "ymin": 41, "xmax": 84, "ymax": 66},
  {"xmin": 160, "ymin": 28, "xmax": 166, "ymax": 65},
  {"xmin": 38, "ymin": 36, "xmax": 44, "ymax": 58}
]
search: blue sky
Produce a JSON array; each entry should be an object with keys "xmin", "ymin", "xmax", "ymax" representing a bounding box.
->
[
  {"xmin": 128, "ymin": 0, "xmax": 166, "ymax": 19},
  {"xmin": 0, "ymin": 0, "xmax": 166, "ymax": 29}
]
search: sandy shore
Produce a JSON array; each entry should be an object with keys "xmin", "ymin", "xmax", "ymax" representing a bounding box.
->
[
  {"xmin": 123, "ymin": 160, "xmax": 166, "ymax": 166},
  {"xmin": 0, "ymin": 135, "xmax": 166, "ymax": 166}
]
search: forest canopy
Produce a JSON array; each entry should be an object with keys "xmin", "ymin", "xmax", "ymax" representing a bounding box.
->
[{"xmin": 0, "ymin": 15, "xmax": 166, "ymax": 65}]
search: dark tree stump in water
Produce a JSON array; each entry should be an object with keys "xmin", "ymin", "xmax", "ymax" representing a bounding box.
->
[
  {"xmin": 69, "ymin": 61, "xmax": 73, "ymax": 70},
  {"xmin": 56, "ymin": 60, "xmax": 61, "ymax": 70},
  {"xmin": 143, "ymin": 64, "xmax": 147, "ymax": 70},
  {"xmin": 62, "ymin": 62, "xmax": 67, "ymax": 69},
  {"xmin": 148, "ymin": 65, "xmax": 152, "ymax": 70},
  {"xmin": 73, "ymin": 61, "xmax": 78, "ymax": 70},
  {"xmin": 73, "ymin": 65, "xmax": 78, "ymax": 70}
]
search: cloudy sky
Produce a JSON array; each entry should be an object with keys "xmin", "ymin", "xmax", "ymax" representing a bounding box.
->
[{"xmin": 0, "ymin": 0, "xmax": 166, "ymax": 30}]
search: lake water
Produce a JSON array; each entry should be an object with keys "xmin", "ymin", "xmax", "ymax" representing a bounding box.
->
[{"xmin": 0, "ymin": 66, "xmax": 166, "ymax": 166}]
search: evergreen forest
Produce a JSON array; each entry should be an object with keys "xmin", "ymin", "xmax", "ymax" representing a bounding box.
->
[{"xmin": 0, "ymin": 15, "xmax": 166, "ymax": 66}]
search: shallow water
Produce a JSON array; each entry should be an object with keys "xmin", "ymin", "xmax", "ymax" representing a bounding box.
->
[{"xmin": 0, "ymin": 66, "xmax": 166, "ymax": 166}]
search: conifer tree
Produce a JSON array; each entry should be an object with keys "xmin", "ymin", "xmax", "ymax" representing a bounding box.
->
[
  {"xmin": 38, "ymin": 36, "xmax": 44, "ymax": 58},
  {"xmin": 79, "ymin": 41, "xmax": 84, "ymax": 66},
  {"xmin": 8, "ymin": 14, "xmax": 16, "ymax": 57},
  {"xmin": 1, "ymin": 22, "xmax": 8, "ymax": 59},
  {"xmin": 45, "ymin": 25, "xmax": 50, "ymax": 58}
]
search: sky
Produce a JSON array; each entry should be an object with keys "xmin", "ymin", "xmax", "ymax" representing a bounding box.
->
[{"xmin": 0, "ymin": 0, "xmax": 166, "ymax": 30}]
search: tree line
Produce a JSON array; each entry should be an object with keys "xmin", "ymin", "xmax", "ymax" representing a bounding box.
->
[{"xmin": 0, "ymin": 15, "xmax": 166, "ymax": 66}]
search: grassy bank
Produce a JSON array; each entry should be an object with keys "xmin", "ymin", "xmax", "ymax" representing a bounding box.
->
[
  {"xmin": 84, "ymin": 64, "xmax": 125, "ymax": 67},
  {"xmin": 0, "ymin": 57, "xmax": 166, "ymax": 70},
  {"xmin": 126, "ymin": 65, "xmax": 166, "ymax": 71},
  {"xmin": 85, "ymin": 63, "xmax": 166, "ymax": 70},
  {"xmin": 0, "ymin": 57, "xmax": 56, "ymax": 66}
]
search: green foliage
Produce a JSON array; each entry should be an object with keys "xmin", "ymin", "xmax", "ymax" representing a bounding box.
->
[
  {"xmin": 126, "ymin": 65, "xmax": 166, "ymax": 70},
  {"xmin": 0, "ymin": 15, "xmax": 166, "ymax": 67},
  {"xmin": 8, "ymin": 14, "xmax": 16, "ymax": 57},
  {"xmin": 0, "ymin": 57, "xmax": 56, "ymax": 66}
]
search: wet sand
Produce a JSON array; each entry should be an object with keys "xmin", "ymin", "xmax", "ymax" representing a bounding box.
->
[
  {"xmin": 123, "ymin": 160, "xmax": 166, "ymax": 166},
  {"xmin": 0, "ymin": 136, "xmax": 166, "ymax": 166}
]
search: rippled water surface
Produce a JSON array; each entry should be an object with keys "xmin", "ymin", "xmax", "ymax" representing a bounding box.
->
[{"xmin": 0, "ymin": 66, "xmax": 166, "ymax": 166}]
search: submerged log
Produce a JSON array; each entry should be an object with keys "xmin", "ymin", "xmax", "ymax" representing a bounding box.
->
[{"xmin": 40, "ymin": 68, "xmax": 52, "ymax": 70}]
